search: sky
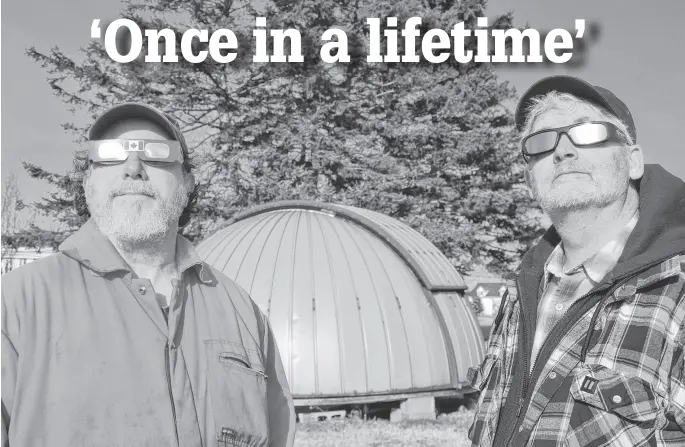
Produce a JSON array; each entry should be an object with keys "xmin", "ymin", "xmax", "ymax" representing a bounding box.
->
[{"xmin": 2, "ymin": 0, "xmax": 684, "ymax": 209}]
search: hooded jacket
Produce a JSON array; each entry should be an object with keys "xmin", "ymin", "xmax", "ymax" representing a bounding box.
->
[
  {"xmin": 1, "ymin": 220, "xmax": 296, "ymax": 447},
  {"xmin": 468, "ymin": 164, "xmax": 685, "ymax": 446}
]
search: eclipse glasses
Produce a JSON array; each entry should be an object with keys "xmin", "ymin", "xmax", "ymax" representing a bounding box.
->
[
  {"xmin": 88, "ymin": 139, "xmax": 183, "ymax": 164},
  {"xmin": 521, "ymin": 121, "xmax": 626, "ymax": 161}
]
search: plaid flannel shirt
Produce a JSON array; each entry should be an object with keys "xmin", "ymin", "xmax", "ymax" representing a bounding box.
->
[{"xmin": 468, "ymin": 253, "xmax": 685, "ymax": 446}]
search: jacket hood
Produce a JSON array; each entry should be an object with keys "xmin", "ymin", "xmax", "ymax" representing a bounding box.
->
[{"xmin": 520, "ymin": 164, "xmax": 685, "ymax": 280}]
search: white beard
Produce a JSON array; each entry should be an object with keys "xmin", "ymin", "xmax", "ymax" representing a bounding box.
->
[
  {"xmin": 531, "ymin": 152, "xmax": 630, "ymax": 212},
  {"xmin": 85, "ymin": 179, "xmax": 189, "ymax": 248}
]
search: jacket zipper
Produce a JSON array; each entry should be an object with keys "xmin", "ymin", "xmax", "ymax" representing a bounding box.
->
[
  {"xmin": 516, "ymin": 287, "xmax": 593, "ymax": 418},
  {"xmin": 165, "ymin": 341, "xmax": 180, "ymax": 446},
  {"xmin": 516, "ymin": 278, "xmax": 528, "ymax": 418},
  {"xmin": 507, "ymin": 285, "xmax": 601, "ymax": 445}
]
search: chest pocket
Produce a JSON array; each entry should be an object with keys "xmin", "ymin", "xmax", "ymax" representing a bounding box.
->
[
  {"xmin": 566, "ymin": 364, "xmax": 661, "ymax": 446},
  {"xmin": 204, "ymin": 340, "xmax": 269, "ymax": 447}
]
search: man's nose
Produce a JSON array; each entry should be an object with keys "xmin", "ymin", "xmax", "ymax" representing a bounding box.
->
[
  {"xmin": 122, "ymin": 155, "xmax": 149, "ymax": 180},
  {"xmin": 553, "ymin": 133, "xmax": 579, "ymax": 164}
]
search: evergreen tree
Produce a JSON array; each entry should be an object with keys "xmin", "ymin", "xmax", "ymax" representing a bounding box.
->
[{"xmin": 25, "ymin": 0, "xmax": 543, "ymax": 274}]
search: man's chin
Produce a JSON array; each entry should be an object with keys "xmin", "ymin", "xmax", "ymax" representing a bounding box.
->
[
  {"xmin": 105, "ymin": 227, "xmax": 171, "ymax": 248},
  {"xmin": 92, "ymin": 213, "xmax": 172, "ymax": 246},
  {"xmin": 538, "ymin": 191, "xmax": 618, "ymax": 212},
  {"xmin": 542, "ymin": 198, "xmax": 594, "ymax": 212}
]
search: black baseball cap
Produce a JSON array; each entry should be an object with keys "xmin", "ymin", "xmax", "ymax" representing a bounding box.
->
[
  {"xmin": 515, "ymin": 75, "xmax": 637, "ymax": 143},
  {"xmin": 88, "ymin": 102, "xmax": 190, "ymax": 157}
]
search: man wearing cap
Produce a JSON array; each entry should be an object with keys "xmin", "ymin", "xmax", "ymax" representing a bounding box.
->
[
  {"xmin": 468, "ymin": 76, "xmax": 685, "ymax": 446},
  {"xmin": 1, "ymin": 103, "xmax": 296, "ymax": 447}
]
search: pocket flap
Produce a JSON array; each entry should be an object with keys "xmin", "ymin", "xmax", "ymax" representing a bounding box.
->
[
  {"xmin": 571, "ymin": 365, "xmax": 659, "ymax": 423},
  {"xmin": 204, "ymin": 340, "xmax": 265, "ymax": 373}
]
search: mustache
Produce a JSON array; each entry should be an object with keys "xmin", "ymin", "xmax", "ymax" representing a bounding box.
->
[
  {"xmin": 553, "ymin": 162, "xmax": 590, "ymax": 178},
  {"xmin": 108, "ymin": 181, "xmax": 158, "ymax": 199}
]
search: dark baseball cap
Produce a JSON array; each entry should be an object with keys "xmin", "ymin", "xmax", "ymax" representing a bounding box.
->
[
  {"xmin": 515, "ymin": 75, "xmax": 637, "ymax": 143},
  {"xmin": 88, "ymin": 102, "xmax": 190, "ymax": 156}
]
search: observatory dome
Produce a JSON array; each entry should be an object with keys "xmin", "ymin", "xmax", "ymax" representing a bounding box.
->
[{"xmin": 196, "ymin": 201, "xmax": 484, "ymax": 405}]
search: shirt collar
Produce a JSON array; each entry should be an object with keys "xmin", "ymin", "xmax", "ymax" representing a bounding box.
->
[
  {"xmin": 59, "ymin": 219, "xmax": 213, "ymax": 283},
  {"xmin": 545, "ymin": 211, "xmax": 639, "ymax": 283}
]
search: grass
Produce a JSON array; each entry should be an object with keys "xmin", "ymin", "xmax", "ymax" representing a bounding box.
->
[{"xmin": 294, "ymin": 409, "xmax": 475, "ymax": 447}]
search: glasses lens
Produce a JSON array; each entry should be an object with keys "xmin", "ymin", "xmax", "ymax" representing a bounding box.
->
[
  {"xmin": 568, "ymin": 123, "xmax": 609, "ymax": 146},
  {"xmin": 97, "ymin": 141, "xmax": 126, "ymax": 160},
  {"xmin": 524, "ymin": 131, "xmax": 558, "ymax": 155},
  {"xmin": 144, "ymin": 143, "xmax": 171, "ymax": 159}
]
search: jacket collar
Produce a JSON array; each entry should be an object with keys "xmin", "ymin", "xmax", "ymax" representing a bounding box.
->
[{"xmin": 58, "ymin": 218, "xmax": 213, "ymax": 283}]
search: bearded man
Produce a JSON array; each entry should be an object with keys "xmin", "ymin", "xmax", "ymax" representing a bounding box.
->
[
  {"xmin": 1, "ymin": 103, "xmax": 295, "ymax": 447},
  {"xmin": 468, "ymin": 76, "xmax": 685, "ymax": 446}
]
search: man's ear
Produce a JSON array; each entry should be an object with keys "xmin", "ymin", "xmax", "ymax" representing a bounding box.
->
[{"xmin": 627, "ymin": 144, "xmax": 644, "ymax": 181}]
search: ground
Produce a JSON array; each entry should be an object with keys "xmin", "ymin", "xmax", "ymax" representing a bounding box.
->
[{"xmin": 294, "ymin": 409, "xmax": 475, "ymax": 447}]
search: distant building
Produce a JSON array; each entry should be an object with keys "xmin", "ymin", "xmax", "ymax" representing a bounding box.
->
[
  {"xmin": 467, "ymin": 282, "xmax": 507, "ymax": 316},
  {"xmin": 1, "ymin": 247, "xmax": 54, "ymax": 274}
]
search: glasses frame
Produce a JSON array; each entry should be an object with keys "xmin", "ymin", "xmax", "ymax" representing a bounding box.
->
[
  {"xmin": 88, "ymin": 139, "xmax": 184, "ymax": 164},
  {"xmin": 521, "ymin": 121, "xmax": 625, "ymax": 162}
]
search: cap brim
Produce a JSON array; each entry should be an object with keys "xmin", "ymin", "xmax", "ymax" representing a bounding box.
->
[
  {"xmin": 515, "ymin": 75, "xmax": 615, "ymax": 132},
  {"xmin": 88, "ymin": 103, "xmax": 181, "ymax": 141}
]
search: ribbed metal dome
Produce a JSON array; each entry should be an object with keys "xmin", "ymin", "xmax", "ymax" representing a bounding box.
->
[{"xmin": 196, "ymin": 201, "xmax": 484, "ymax": 405}]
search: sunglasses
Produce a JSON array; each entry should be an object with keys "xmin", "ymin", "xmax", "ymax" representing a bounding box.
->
[
  {"xmin": 88, "ymin": 139, "xmax": 184, "ymax": 164},
  {"xmin": 521, "ymin": 121, "xmax": 625, "ymax": 161}
]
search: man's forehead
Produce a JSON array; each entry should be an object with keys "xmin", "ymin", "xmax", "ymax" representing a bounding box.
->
[
  {"xmin": 98, "ymin": 117, "xmax": 174, "ymax": 140},
  {"xmin": 530, "ymin": 102, "xmax": 605, "ymax": 133}
]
